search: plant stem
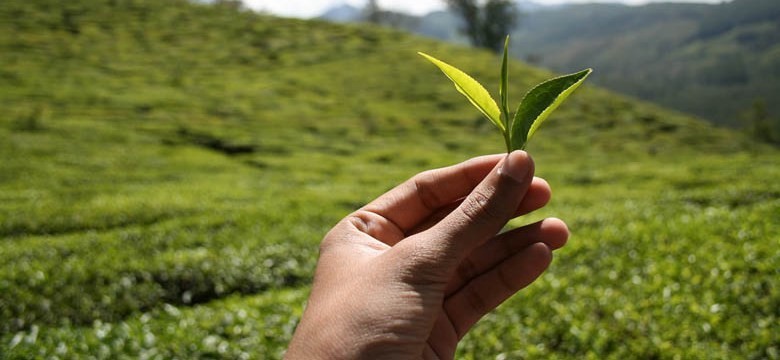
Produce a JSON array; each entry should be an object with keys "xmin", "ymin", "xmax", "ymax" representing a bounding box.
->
[{"xmin": 503, "ymin": 130, "xmax": 511, "ymax": 153}]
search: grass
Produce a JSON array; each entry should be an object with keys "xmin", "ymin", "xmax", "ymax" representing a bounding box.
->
[{"xmin": 0, "ymin": 0, "xmax": 778, "ymax": 358}]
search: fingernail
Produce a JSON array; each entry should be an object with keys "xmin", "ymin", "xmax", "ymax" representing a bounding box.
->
[{"xmin": 498, "ymin": 150, "xmax": 530, "ymax": 183}]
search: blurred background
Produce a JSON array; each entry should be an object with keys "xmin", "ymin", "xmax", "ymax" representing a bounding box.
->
[
  {"xmin": 0, "ymin": 0, "xmax": 777, "ymax": 358},
  {"xmin": 252, "ymin": 0, "xmax": 780, "ymax": 132}
]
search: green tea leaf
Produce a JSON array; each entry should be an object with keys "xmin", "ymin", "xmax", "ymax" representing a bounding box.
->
[
  {"xmin": 499, "ymin": 37, "xmax": 511, "ymax": 152},
  {"xmin": 510, "ymin": 68, "xmax": 592, "ymax": 150},
  {"xmin": 418, "ymin": 52, "xmax": 504, "ymax": 132},
  {"xmin": 500, "ymin": 36, "xmax": 510, "ymax": 129}
]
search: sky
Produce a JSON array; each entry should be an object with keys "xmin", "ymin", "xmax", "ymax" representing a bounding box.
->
[{"xmin": 242, "ymin": 0, "xmax": 726, "ymax": 18}]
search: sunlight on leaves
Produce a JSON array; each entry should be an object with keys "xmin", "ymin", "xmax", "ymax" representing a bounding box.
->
[
  {"xmin": 420, "ymin": 37, "xmax": 591, "ymax": 152},
  {"xmin": 511, "ymin": 68, "xmax": 592, "ymax": 150},
  {"xmin": 418, "ymin": 52, "xmax": 504, "ymax": 132}
]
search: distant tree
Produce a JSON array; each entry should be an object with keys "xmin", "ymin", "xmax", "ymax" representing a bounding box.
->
[
  {"xmin": 446, "ymin": 0, "xmax": 481, "ymax": 47},
  {"xmin": 361, "ymin": 1, "xmax": 420, "ymax": 31},
  {"xmin": 481, "ymin": 0, "xmax": 517, "ymax": 52},
  {"xmin": 741, "ymin": 100, "xmax": 780, "ymax": 145},
  {"xmin": 364, "ymin": 0, "xmax": 382, "ymax": 24},
  {"xmin": 446, "ymin": 0, "xmax": 518, "ymax": 52}
]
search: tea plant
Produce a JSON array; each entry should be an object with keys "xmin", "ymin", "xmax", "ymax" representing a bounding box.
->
[
  {"xmin": 2, "ymin": 1, "xmax": 777, "ymax": 359},
  {"xmin": 420, "ymin": 36, "xmax": 591, "ymax": 152}
]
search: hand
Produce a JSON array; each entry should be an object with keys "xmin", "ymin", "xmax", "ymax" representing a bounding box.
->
[{"xmin": 285, "ymin": 151, "xmax": 569, "ymax": 359}]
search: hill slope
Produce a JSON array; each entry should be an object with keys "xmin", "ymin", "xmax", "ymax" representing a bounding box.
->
[
  {"xmin": 330, "ymin": 0, "xmax": 780, "ymax": 133},
  {"xmin": 1, "ymin": 0, "xmax": 778, "ymax": 358},
  {"xmin": 512, "ymin": 0, "xmax": 780, "ymax": 130}
]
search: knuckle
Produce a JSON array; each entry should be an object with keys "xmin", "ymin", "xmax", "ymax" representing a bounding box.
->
[
  {"xmin": 458, "ymin": 187, "xmax": 502, "ymax": 225},
  {"xmin": 412, "ymin": 172, "xmax": 443, "ymax": 211},
  {"xmin": 318, "ymin": 215, "xmax": 361, "ymax": 254},
  {"xmin": 346, "ymin": 210, "xmax": 372, "ymax": 233}
]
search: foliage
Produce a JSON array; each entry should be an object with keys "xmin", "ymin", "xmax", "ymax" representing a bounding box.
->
[
  {"xmin": 0, "ymin": 0, "xmax": 778, "ymax": 359},
  {"xmin": 419, "ymin": 38, "xmax": 590, "ymax": 151},
  {"xmin": 509, "ymin": 68, "xmax": 590, "ymax": 151}
]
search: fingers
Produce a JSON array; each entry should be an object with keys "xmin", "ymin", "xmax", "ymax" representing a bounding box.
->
[
  {"xmin": 516, "ymin": 177, "xmax": 552, "ymax": 217},
  {"xmin": 417, "ymin": 151, "xmax": 535, "ymax": 260},
  {"xmin": 406, "ymin": 177, "xmax": 552, "ymax": 236},
  {"xmin": 444, "ymin": 218, "xmax": 568, "ymax": 295},
  {"xmin": 444, "ymin": 242, "xmax": 552, "ymax": 339},
  {"xmin": 358, "ymin": 154, "xmax": 504, "ymax": 242}
]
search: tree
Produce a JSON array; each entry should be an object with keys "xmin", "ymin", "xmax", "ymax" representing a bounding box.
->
[
  {"xmin": 446, "ymin": 0, "xmax": 518, "ymax": 53},
  {"xmin": 741, "ymin": 100, "xmax": 780, "ymax": 145},
  {"xmin": 364, "ymin": 0, "xmax": 382, "ymax": 24},
  {"xmin": 361, "ymin": 1, "xmax": 420, "ymax": 30}
]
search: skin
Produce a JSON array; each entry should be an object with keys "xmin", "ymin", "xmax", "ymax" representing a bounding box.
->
[{"xmin": 286, "ymin": 151, "xmax": 569, "ymax": 359}]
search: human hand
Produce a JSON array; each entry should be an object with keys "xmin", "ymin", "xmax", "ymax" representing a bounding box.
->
[{"xmin": 285, "ymin": 151, "xmax": 569, "ymax": 359}]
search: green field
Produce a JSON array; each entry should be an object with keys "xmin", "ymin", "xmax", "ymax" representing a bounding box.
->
[{"xmin": 1, "ymin": 0, "xmax": 778, "ymax": 358}]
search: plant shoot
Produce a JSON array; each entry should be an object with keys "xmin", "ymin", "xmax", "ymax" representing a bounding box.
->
[{"xmin": 419, "ymin": 36, "xmax": 592, "ymax": 152}]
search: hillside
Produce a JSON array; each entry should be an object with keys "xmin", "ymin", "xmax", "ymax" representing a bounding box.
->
[
  {"xmin": 1, "ymin": 0, "xmax": 778, "ymax": 358},
  {"xmin": 512, "ymin": 0, "xmax": 780, "ymax": 132},
  {"xmin": 327, "ymin": 0, "xmax": 780, "ymax": 134}
]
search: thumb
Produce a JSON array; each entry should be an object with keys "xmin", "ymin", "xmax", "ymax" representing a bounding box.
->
[{"xmin": 418, "ymin": 150, "xmax": 535, "ymax": 262}]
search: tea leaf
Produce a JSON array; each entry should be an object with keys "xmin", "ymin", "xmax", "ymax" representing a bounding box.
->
[
  {"xmin": 418, "ymin": 52, "xmax": 504, "ymax": 132},
  {"xmin": 499, "ymin": 37, "xmax": 511, "ymax": 152},
  {"xmin": 500, "ymin": 36, "xmax": 510, "ymax": 130},
  {"xmin": 510, "ymin": 68, "xmax": 592, "ymax": 150}
]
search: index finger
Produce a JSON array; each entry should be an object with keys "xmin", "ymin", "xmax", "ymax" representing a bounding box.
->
[{"xmin": 361, "ymin": 154, "xmax": 504, "ymax": 237}]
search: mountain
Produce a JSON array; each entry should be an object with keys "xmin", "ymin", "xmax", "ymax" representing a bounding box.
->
[
  {"xmin": 512, "ymin": 0, "xmax": 780, "ymax": 131},
  {"xmin": 316, "ymin": 0, "xmax": 554, "ymax": 39},
  {"xmin": 0, "ymin": 0, "xmax": 777, "ymax": 358},
  {"xmin": 319, "ymin": 0, "xmax": 779, "ymax": 136},
  {"xmin": 319, "ymin": 3, "xmax": 361, "ymax": 22}
]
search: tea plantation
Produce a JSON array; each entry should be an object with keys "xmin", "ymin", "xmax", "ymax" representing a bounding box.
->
[{"xmin": 1, "ymin": 0, "xmax": 778, "ymax": 358}]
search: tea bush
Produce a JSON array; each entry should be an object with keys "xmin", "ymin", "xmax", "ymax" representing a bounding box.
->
[{"xmin": 1, "ymin": 0, "xmax": 777, "ymax": 358}]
